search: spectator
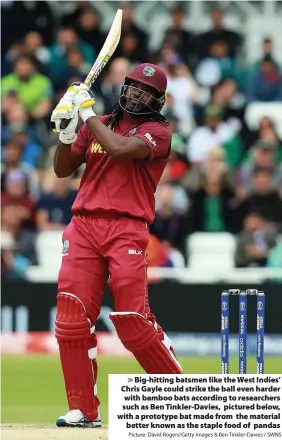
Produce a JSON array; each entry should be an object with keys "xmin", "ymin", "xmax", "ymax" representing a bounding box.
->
[
  {"xmin": 74, "ymin": 6, "xmax": 106, "ymax": 54},
  {"xmin": 261, "ymin": 37, "xmax": 276, "ymax": 58},
  {"xmin": 237, "ymin": 169, "xmax": 282, "ymax": 228},
  {"xmin": 1, "ymin": 55, "xmax": 53, "ymax": 121},
  {"xmin": 2, "ymin": 104, "xmax": 37, "ymax": 144},
  {"xmin": 244, "ymin": 116, "xmax": 282, "ymax": 160},
  {"xmin": 259, "ymin": 125, "xmax": 282, "ymax": 164},
  {"xmin": 151, "ymin": 183, "xmax": 189, "ymax": 258},
  {"xmin": 209, "ymin": 79, "xmax": 251, "ymax": 148},
  {"xmin": 63, "ymin": 47, "xmax": 92, "ymax": 88},
  {"xmin": 182, "ymin": 147, "xmax": 235, "ymax": 194},
  {"xmin": 1, "ymin": 169, "xmax": 37, "ymax": 232},
  {"xmin": 146, "ymin": 234, "xmax": 174, "ymax": 269},
  {"xmin": 198, "ymin": 7, "xmax": 242, "ymax": 59},
  {"xmin": 187, "ymin": 104, "xmax": 242, "ymax": 168},
  {"xmin": 1, "ymin": 2, "xmax": 282, "ymax": 276},
  {"xmin": 147, "ymin": 233, "xmax": 185, "ymax": 277},
  {"xmin": 1, "ymin": 138, "xmax": 40, "ymax": 199},
  {"xmin": 165, "ymin": 113, "xmax": 188, "ymax": 182},
  {"xmin": 235, "ymin": 212, "xmax": 277, "ymax": 268},
  {"xmin": 1, "ymin": 139, "xmax": 24, "ymax": 184},
  {"xmin": 17, "ymin": 1, "xmax": 54, "ymax": 45},
  {"xmin": 1, "ymin": 1, "xmax": 54, "ymax": 55},
  {"xmin": 189, "ymin": 172, "xmax": 237, "ymax": 233},
  {"xmin": 36, "ymin": 177, "xmax": 77, "ymax": 231},
  {"xmin": 48, "ymin": 27, "xmax": 94, "ymax": 88},
  {"xmin": 254, "ymin": 116, "xmax": 281, "ymax": 142},
  {"xmin": 1, "ymin": 170, "xmax": 38, "ymax": 272},
  {"xmin": 61, "ymin": 0, "xmax": 90, "ymax": 28},
  {"xmin": 1, "ymin": 100, "xmax": 49, "ymax": 154},
  {"xmin": 252, "ymin": 38, "xmax": 280, "ymax": 70},
  {"xmin": 117, "ymin": 32, "xmax": 145, "ymax": 66},
  {"xmin": 6, "ymin": 126, "xmax": 42, "ymax": 169},
  {"xmin": 99, "ymin": 58, "xmax": 131, "ymax": 114},
  {"xmin": 195, "ymin": 79, "xmax": 244, "ymax": 128},
  {"xmin": 163, "ymin": 6, "xmax": 197, "ymax": 69},
  {"xmin": 23, "ymin": 31, "xmax": 51, "ymax": 73},
  {"xmin": 3, "ymin": 42, "xmax": 26, "ymax": 76},
  {"xmin": 166, "ymin": 61, "xmax": 198, "ymax": 135},
  {"xmin": 261, "ymin": 127, "xmax": 282, "ymax": 145},
  {"xmin": 259, "ymin": 116, "xmax": 282, "ymax": 141},
  {"xmin": 195, "ymin": 57, "xmax": 222, "ymax": 88},
  {"xmin": 157, "ymin": 43, "xmax": 181, "ymax": 69},
  {"xmin": 245, "ymin": 55, "xmax": 282, "ymax": 103},
  {"xmin": 156, "ymin": 176, "xmax": 189, "ymax": 214},
  {"xmin": 146, "ymin": 234, "xmax": 182, "ymax": 283},
  {"xmin": 212, "ymin": 79, "xmax": 242, "ymax": 113},
  {"xmin": 197, "ymin": 39, "xmax": 240, "ymax": 86},
  {"xmin": 162, "ymin": 92, "xmax": 176, "ymax": 117},
  {"xmin": 1, "ymin": 90, "xmax": 21, "ymax": 121},
  {"xmin": 237, "ymin": 140, "xmax": 282, "ymax": 199},
  {"xmin": 119, "ymin": 2, "xmax": 148, "ymax": 56},
  {"xmin": 74, "ymin": 7, "xmax": 106, "ymax": 54},
  {"xmin": 1, "ymin": 229, "xmax": 31, "ymax": 279}
]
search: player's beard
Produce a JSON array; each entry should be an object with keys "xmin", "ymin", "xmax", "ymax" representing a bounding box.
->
[
  {"xmin": 119, "ymin": 85, "xmax": 157, "ymax": 115},
  {"xmin": 122, "ymin": 96, "xmax": 148, "ymax": 114}
]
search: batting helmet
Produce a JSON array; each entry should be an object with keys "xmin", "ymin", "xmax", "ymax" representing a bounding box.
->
[
  {"xmin": 126, "ymin": 63, "xmax": 167, "ymax": 94},
  {"xmin": 119, "ymin": 63, "xmax": 167, "ymax": 115}
]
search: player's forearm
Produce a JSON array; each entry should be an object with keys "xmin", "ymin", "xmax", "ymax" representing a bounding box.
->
[
  {"xmin": 85, "ymin": 116, "xmax": 129, "ymax": 157},
  {"xmin": 54, "ymin": 141, "xmax": 82, "ymax": 177}
]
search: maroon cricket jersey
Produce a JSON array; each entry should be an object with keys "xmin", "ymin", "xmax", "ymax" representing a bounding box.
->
[{"xmin": 71, "ymin": 114, "xmax": 171, "ymax": 224}]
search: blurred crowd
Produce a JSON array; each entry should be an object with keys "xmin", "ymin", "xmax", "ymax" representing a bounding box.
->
[{"xmin": 1, "ymin": 1, "xmax": 282, "ymax": 279}]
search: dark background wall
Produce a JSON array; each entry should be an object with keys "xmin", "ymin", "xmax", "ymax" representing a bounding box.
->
[{"xmin": 2, "ymin": 280, "xmax": 282, "ymax": 334}]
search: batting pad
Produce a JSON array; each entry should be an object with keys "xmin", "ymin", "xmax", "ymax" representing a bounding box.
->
[
  {"xmin": 55, "ymin": 292, "xmax": 100, "ymax": 420},
  {"xmin": 110, "ymin": 312, "xmax": 183, "ymax": 374}
]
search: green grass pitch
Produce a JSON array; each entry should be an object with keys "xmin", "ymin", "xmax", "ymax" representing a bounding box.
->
[{"xmin": 2, "ymin": 355, "xmax": 281, "ymax": 424}]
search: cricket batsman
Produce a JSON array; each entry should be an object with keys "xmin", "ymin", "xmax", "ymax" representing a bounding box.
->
[{"xmin": 50, "ymin": 63, "xmax": 183, "ymax": 428}]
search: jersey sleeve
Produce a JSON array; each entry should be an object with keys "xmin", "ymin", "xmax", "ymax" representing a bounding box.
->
[
  {"xmin": 71, "ymin": 124, "xmax": 89, "ymax": 160},
  {"xmin": 134, "ymin": 122, "xmax": 171, "ymax": 161}
]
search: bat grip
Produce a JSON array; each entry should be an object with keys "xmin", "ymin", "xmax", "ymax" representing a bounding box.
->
[{"xmin": 60, "ymin": 119, "xmax": 70, "ymax": 130}]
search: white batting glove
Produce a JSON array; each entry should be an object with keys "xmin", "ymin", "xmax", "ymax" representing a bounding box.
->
[
  {"xmin": 67, "ymin": 82, "xmax": 96, "ymax": 122},
  {"xmin": 50, "ymin": 82, "xmax": 89, "ymax": 127},
  {"xmin": 51, "ymin": 107, "xmax": 78, "ymax": 144},
  {"xmin": 51, "ymin": 91, "xmax": 76, "ymax": 123}
]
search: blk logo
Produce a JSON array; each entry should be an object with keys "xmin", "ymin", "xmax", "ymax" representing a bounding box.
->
[{"xmin": 128, "ymin": 250, "xmax": 143, "ymax": 255}]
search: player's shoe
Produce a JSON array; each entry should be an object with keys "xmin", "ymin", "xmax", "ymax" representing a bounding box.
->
[{"xmin": 56, "ymin": 409, "xmax": 102, "ymax": 428}]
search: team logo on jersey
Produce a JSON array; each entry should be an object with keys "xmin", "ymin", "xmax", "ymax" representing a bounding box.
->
[
  {"xmin": 143, "ymin": 66, "xmax": 155, "ymax": 77},
  {"xmin": 62, "ymin": 240, "xmax": 69, "ymax": 256},
  {"xmin": 128, "ymin": 128, "xmax": 137, "ymax": 136}
]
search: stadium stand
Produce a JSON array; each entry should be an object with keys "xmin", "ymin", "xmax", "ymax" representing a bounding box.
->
[{"xmin": 1, "ymin": 1, "xmax": 282, "ymax": 283}]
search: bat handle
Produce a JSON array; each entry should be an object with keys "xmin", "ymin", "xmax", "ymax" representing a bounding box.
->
[{"xmin": 60, "ymin": 119, "xmax": 70, "ymax": 130}]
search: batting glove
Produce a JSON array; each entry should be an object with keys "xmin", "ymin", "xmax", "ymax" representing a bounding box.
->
[
  {"xmin": 51, "ymin": 88, "xmax": 77, "ymax": 125},
  {"xmin": 67, "ymin": 82, "xmax": 96, "ymax": 122},
  {"xmin": 51, "ymin": 107, "xmax": 78, "ymax": 144}
]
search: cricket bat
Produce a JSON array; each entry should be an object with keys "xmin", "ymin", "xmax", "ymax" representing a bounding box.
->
[{"xmin": 60, "ymin": 9, "xmax": 123, "ymax": 129}]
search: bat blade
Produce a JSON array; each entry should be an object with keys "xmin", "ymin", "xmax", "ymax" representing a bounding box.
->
[
  {"xmin": 84, "ymin": 9, "xmax": 123, "ymax": 88},
  {"xmin": 59, "ymin": 9, "xmax": 122, "ymax": 130}
]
